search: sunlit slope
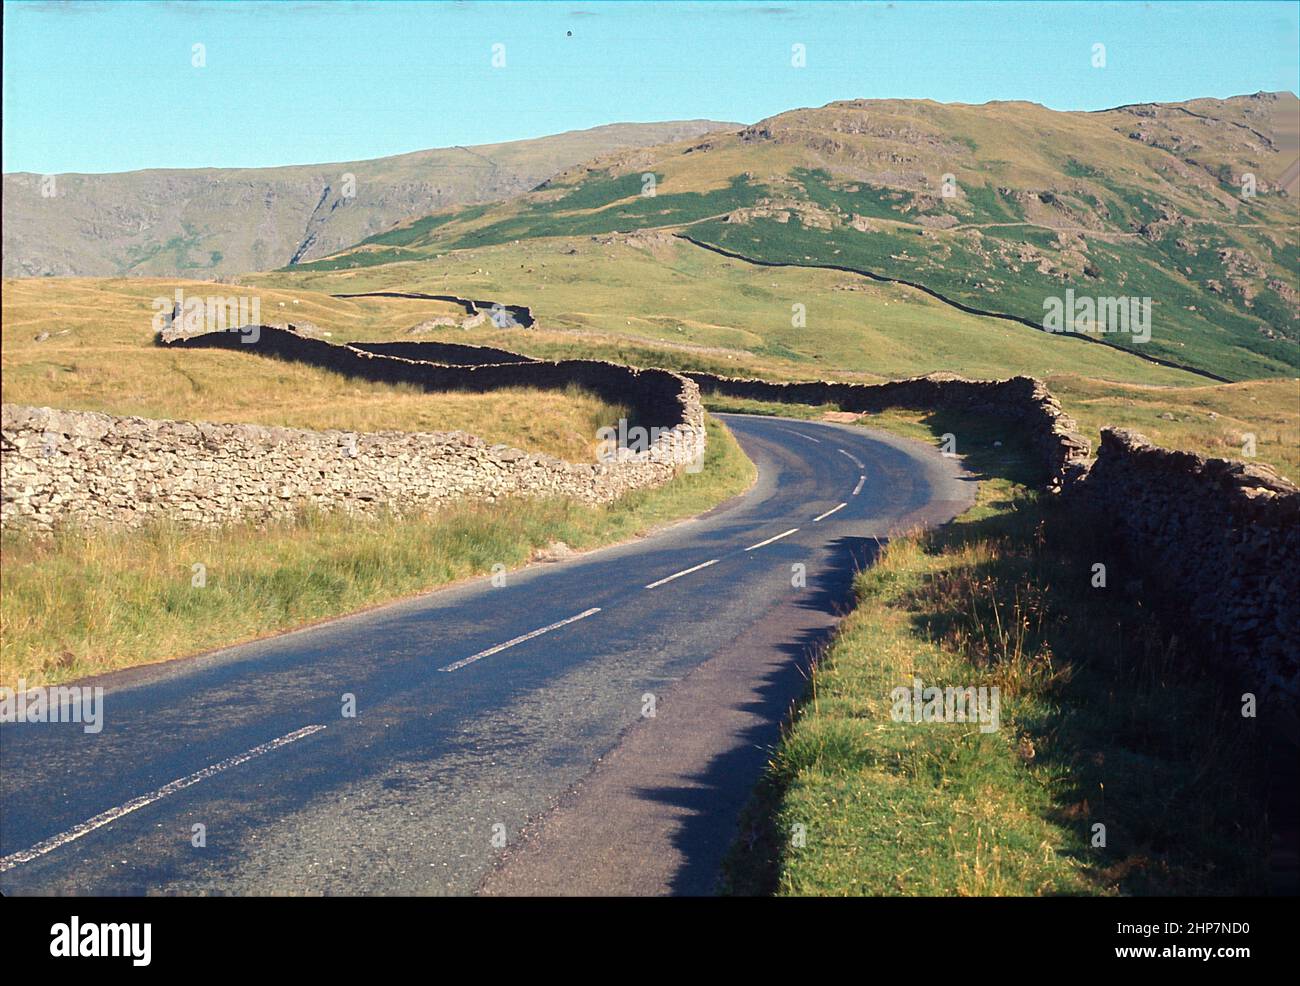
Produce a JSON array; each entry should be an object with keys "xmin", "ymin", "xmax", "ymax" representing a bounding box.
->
[
  {"xmin": 255, "ymin": 233, "xmax": 1298, "ymax": 477},
  {"xmin": 257, "ymin": 233, "xmax": 1203, "ymax": 386},
  {"xmin": 306, "ymin": 95, "xmax": 1300, "ymax": 381}
]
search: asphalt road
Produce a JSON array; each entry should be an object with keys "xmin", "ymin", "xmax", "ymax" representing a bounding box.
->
[{"xmin": 0, "ymin": 414, "xmax": 974, "ymax": 896}]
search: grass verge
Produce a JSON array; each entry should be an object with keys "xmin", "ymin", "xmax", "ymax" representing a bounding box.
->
[
  {"xmin": 720, "ymin": 408, "xmax": 1273, "ymax": 896},
  {"xmin": 0, "ymin": 416, "xmax": 755, "ymax": 691}
]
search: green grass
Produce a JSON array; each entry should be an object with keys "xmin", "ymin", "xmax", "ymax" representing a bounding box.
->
[
  {"xmin": 1047, "ymin": 374, "xmax": 1300, "ymax": 480},
  {"xmin": 250, "ymin": 234, "xmax": 1212, "ymax": 388},
  {"xmin": 292, "ymin": 174, "xmax": 764, "ymax": 270},
  {"xmin": 0, "ymin": 416, "xmax": 755, "ymax": 691},
  {"xmin": 687, "ymin": 216, "xmax": 1296, "ymax": 381},
  {"xmin": 356, "ymin": 204, "xmax": 491, "ymax": 248},
  {"xmin": 720, "ymin": 410, "xmax": 1271, "ymax": 896},
  {"xmin": 248, "ymin": 234, "xmax": 1298, "ymax": 476}
]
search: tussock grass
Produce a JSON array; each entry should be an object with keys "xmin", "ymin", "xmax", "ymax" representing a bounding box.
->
[
  {"xmin": 722, "ymin": 411, "xmax": 1271, "ymax": 896},
  {"xmin": 0, "ymin": 417, "xmax": 755, "ymax": 690}
]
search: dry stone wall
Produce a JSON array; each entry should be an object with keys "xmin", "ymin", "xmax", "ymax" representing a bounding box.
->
[
  {"xmin": 163, "ymin": 325, "xmax": 698, "ymax": 430},
  {"xmin": 1069, "ymin": 428, "xmax": 1300, "ymax": 705},
  {"xmin": 686, "ymin": 369, "xmax": 1092, "ymax": 489},
  {"xmin": 4, "ymin": 322, "xmax": 1295, "ymax": 704},
  {"xmin": 1, "ymin": 327, "xmax": 706, "ymax": 533},
  {"xmin": 1, "ymin": 404, "xmax": 703, "ymax": 532}
]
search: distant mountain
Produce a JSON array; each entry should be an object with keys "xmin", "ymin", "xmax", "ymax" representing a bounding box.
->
[
  {"xmin": 307, "ymin": 93, "xmax": 1299, "ymax": 381},
  {"xmin": 1, "ymin": 121, "xmax": 737, "ymax": 278}
]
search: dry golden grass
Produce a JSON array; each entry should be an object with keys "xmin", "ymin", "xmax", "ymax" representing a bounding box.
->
[
  {"xmin": 2, "ymin": 277, "xmax": 623, "ymax": 461},
  {"xmin": 1, "ymin": 417, "xmax": 755, "ymax": 690},
  {"xmin": 1048, "ymin": 374, "xmax": 1300, "ymax": 480}
]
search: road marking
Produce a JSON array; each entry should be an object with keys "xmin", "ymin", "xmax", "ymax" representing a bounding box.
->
[
  {"xmin": 645, "ymin": 558, "xmax": 720, "ymax": 589},
  {"xmin": 440, "ymin": 608, "xmax": 602, "ymax": 672},
  {"xmin": 744, "ymin": 527, "xmax": 799, "ymax": 551},
  {"xmin": 780, "ymin": 428, "xmax": 821, "ymax": 444},
  {"xmin": 0, "ymin": 724, "xmax": 327, "ymax": 874},
  {"xmin": 813, "ymin": 502, "xmax": 847, "ymax": 522},
  {"xmin": 852, "ymin": 475, "xmax": 866, "ymax": 496},
  {"xmin": 837, "ymin": 448, "xmax": 865, "ymax": 468}
]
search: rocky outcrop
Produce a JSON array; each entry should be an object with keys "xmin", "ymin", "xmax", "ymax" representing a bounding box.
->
[{"xmin": 331, "ymin": 291, "xmax": 536, "ymax": 329}]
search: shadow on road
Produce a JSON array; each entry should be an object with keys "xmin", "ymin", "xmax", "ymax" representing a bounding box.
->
[{"xmin": 628, "ymin": 534, "xmax": 883, "ymax": 896}]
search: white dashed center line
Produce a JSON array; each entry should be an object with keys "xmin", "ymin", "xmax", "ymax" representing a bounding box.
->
[
  {"xmin": 645, "ymin": 558, "xmax": 720, "ymax": 589},
  {"xmin": 780, "ymin": 428, "xmax": 821, "ymax": 444},
  {"xmin": 852, "ymin": 475, "xmax": 866, "ymax": 496},
  {"xmin": 813, "ymin": 502, "xmax": 847, "ymax": 522},
  {"xmin": 744, "ymin": 527, "xmax": 800, "ymax": 551},
  {"xmin": 0, "ymin": 724, "xmax": 327, "ymax": 873},
  {"xmin": 837, "ymin": 448, "xmax": 865, "ymax": 468},
  {"xmin": 440, "ymin": 607, "xmax": 602, "ymax": 672}
]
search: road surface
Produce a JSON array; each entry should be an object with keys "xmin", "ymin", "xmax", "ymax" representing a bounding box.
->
[{"xmin": 0, "ymin": 414, "xmax": 974, "ymax": 895}]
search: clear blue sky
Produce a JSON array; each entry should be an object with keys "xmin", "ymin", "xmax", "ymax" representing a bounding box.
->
[{"xmin": 4, "ymin": 0, "xmax": 1298, "ymax": 174}]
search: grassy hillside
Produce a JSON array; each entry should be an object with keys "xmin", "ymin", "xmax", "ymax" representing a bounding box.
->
[
  {"xmin": 306, "ymin": 94, "xmax": 1300, "ymax": 382},
  {"xmin": 254, "ymin": 234, "xmax": 1205, "ymax": 385},
  {"xmin": 2, "ymin": 120, "xmax": 735, "ymax": 278},
  {"xmin": 2, "ymin": 276, "xmax": 760, "ymax": 689},
  {"xmin": 1, "ymin": 278, "xmax": 625, "ymax": 462},
  {"xmin": 248, "ymin": 234, "xmax": 1299, "ymax": 478},
  {"xmin": 1047, "ymin": 374, "xmax": 1299, "ymax": 477}
]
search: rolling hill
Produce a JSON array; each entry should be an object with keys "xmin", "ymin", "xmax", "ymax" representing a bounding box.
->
[
  {"xmin": 303, "ymin": 93, "xmax": 1300, "ymax": 382},
  {"xmin": 1, "ymin": 120, "xmax": 735, "ymax": 279}
]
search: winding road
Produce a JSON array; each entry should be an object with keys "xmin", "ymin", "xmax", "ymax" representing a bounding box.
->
[{"xmin": 0, "ymin": 413, "xmax": 973, "ymax": 896}]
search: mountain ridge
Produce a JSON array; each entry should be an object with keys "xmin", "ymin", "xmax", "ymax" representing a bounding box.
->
[{"xmin": 1, "ymin": 120, "xmax": 738, "ymax": 278}]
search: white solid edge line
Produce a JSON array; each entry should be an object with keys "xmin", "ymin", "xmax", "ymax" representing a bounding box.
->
[
  {"xmin": 852, "ymin": 475, "xmax": 866, "ymax": 496},
  {"xmin": 813, "ymin": 502, "xmax": 847, "ymax": 522},
  {"xmin": 440, "ymin": 607, "xmax": 602, "ymax": 672},
  {"xmin": 0, "ymin": 723, "xmax": 327, "ymax": 874},
  {"xmin": 645, "ymin": 558, "xmax": 720, "ymax": 589},
  {"xmin": 837, "ymin": 448, "xmax": 865, "ymax": 468},
  {"xmin": 744, "ymin": 527, "xmax": 800, "ymax": 551}
]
